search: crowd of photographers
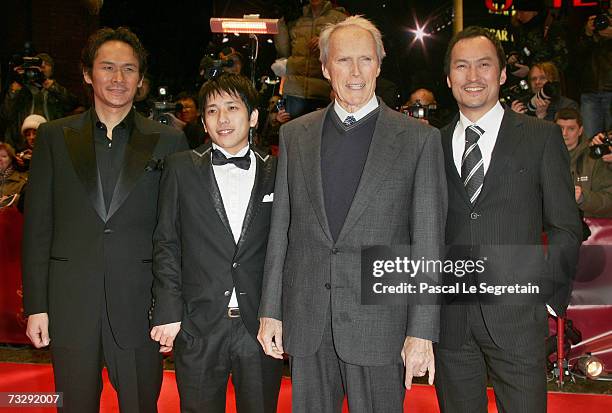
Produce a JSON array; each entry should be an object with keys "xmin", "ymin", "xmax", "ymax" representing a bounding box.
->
[{"xmin": 0, "ymin": 0, "xmax": 611, "ymax": 220}]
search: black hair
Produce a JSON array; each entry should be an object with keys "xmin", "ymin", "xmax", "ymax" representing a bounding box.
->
[
  {"xmin": 444, "ymin": 26, "xmax": 506, "ymax": 76},
  {"xmin": 198, "ymin": 73, "xmax": 258, "ymax": 116}
]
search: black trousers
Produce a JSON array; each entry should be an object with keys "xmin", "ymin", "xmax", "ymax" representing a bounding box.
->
[
  {"xmin": 174, "ymin": 315, "xmax": 283, "ymax": 413},
  {"xmin": 435, "ymin": 305, "xmax": 547, "ymax": 413},
  {"xmin": 51, "ymin": 305, "xmax": 163, "ymax": 413},
  {"xmin": 290, "ymin": 316, "xmax": 405, "ymax": 413}
]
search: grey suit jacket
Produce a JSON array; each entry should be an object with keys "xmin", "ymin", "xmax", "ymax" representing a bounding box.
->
[
  {"xmin": 438, "ymin": 109, "xmax": 582, "ymax": 350},
  {"xmin": 259, "ymin": 101, "xmax": 447, "ymax": 366}
]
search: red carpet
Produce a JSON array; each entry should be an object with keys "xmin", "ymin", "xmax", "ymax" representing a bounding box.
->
[{"xmin": 1, "ymin": 362, "xmax": 611, "ymax": 412}]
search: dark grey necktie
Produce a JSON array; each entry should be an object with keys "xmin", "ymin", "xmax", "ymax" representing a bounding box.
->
[
  {"xmin": 343, "ymin": 115, "xmax": 357, "ymax": 126},
  {"xmin": 461, "ymin": 125, "xmax": 485, "ymax": 204}
]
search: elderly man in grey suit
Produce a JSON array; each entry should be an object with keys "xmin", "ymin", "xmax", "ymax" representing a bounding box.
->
[{"xmin": 257, "ymin": 16, "xmax": 447, "ymax": 412}]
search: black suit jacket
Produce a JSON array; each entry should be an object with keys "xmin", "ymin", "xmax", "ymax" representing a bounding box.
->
[
  {"xmin": 22, "ymin": 109, "xmax": 188, "ymax": 349},
  {"xmin": 152, "ymin": 144, "xmax": 277, "ymax": 340},
  {"xmin": 439, "ymin": 109, "xmax": 582, "ymax": 350}
]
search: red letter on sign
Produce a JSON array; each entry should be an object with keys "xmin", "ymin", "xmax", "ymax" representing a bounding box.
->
[
  {"xmin": 485, "ymin": 0, "xmax": 514, "ymax": 12},
  {"xmin": 573, "ymin": 0, "xmax": 599, "ymax": 6}
]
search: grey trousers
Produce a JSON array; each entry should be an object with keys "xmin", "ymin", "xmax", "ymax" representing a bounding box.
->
[{"xmin": 290, "ymin": 316, "xmax": 405, "ymax": 413}]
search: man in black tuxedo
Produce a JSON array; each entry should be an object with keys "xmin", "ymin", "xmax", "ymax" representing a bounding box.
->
[
  {"xmin": 150, "ymin": 73, "xmax": 282, "ymax": 412},
  {"xmin": 435, "ymin": 26, "xmax": 582, "ymax": 412},
  {"xmin": 23, "ymin": 27, "xmax": 188, "ymax": 412}
]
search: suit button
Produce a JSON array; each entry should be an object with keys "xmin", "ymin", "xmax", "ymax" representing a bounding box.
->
[
  {"xmin": 470, "ymin": 212, "xmax": 479, "ymax": 220},
  {"xmin": 232, "ymin": 262, "xmax": 239, "ymax": 269},
  {"xmin": 224, "ymin": 290, "xmax": 231, "ymax": 296},
  {"xmin": 324, "ymin": 283, "xmax": 331, "ymax": 289},
  {"xmin": 104, "ymin": 228, "xmax": 113, "ymax": 234},
  {"xmin": 331, "ymin": 248, "xmax": 339, "ymax": 255}
]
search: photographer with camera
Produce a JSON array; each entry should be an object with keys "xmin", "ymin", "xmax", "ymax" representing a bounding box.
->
[
  {"xmin": 511, "ymin": 61, "xmax": 577, "ymax": 121},
  {"xmin": 15, "ymin": 114, "xmax": 46, "ymax": 172},
  {"xmin": 508, "ymin": 0, "xmax": 569, "ymax": 77},
  {"xmin": 577, "ymin": 6, "xmax": 612, "ymax": 140},
  {"xmin": 555, "ymin": 108, "xmax": 612, "ymax": 218},
  {"xmin": 590, "ymin": 130, "xmax": 612, "ymax": 165},
  {"xmin": 1, "ymin": 53, "xmax": 78, "ymax": 151},
  {"xmin": 400, "ymin": 88, "xmax": 443, "ymax": 128}
]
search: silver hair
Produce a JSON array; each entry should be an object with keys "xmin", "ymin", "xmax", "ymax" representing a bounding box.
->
[{"xmin": 318, "ymin": 15, "xmax": 386, "ymax": 67}]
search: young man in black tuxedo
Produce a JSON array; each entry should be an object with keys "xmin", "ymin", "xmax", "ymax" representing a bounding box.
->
[
  {"xmin": 151, "ymin": 73, "xmax": 282, "ymax": 413},
  {"xmin": 23, "ymin": 27, "xmax": 188, "ymax": 412}
]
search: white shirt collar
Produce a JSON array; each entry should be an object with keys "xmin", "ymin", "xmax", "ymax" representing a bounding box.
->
[
  {"xmin": 212, "ymin": 142, "xmax": 250, "ymax": 158},
  {"xmin": 458, "ymin": 102, "xmax": 504, "ymax": 135},
  {"xmin": 452, "ymin": 101, "xmax": 505, "ymax": 176},
  {"xmin": 333, "ymin": 95, "xmax": 379, "ymax": 123}
]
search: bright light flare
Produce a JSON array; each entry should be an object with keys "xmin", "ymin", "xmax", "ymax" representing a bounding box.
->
[{"xmin": 413, "ymin": 26, "xmax": 427, "ymax": 41}]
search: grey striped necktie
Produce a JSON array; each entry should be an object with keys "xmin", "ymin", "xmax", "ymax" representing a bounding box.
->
[
  {"xmin": 461, "ymin": 125, "xmax": 485, "ymax": 204},
  {"xmin": 343, "ymin": 115, "xmax": 357, "ymax": 126}
]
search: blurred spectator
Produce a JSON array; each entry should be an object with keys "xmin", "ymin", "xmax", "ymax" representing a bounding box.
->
[
  {"xmin": 176, "ymin": 92, "xmax": 207, "ymax": 149},
  {"xmin": 219, "ymin": 47, "xmax": 244, "ymax": 75},
  {"xmin": 15, "ymin": 114, "xmax": 46, "ymax": 171},
  {"xmin": 133, "ymin": 74, "xmax": 154, "ymax": 117},
  {"xmin": 275, "ymin": 0, "xmax": 346, "ymax": 118},
  {"xmin": 576, "ymin": 8, "xmax": 612, "ymax": 139},
  {"xmin": 511, "ymin": 62, "xmax": 577, "ymax": 121},
  {"xmin": 508, "ymin": 0, "xmax": 568, "ymax": 77},
  {"xmin": 401, "ymin": 88, "xmax": 442, "ymax": 128},
  {"xmin": 555, "ymin": 108, "xmax": 612, "ymax": 218},
  {"xmin": 0, "ymin": 53, "xmax": 78, "ymax": 150},
  {"xmin": 0, "ymin": 143, "xmax": 28, "ymax": 210},
  {"xmin": 175, "ymin": 92, "xmax": 199, "ymax": 124},
  {"xmin": 258, "ymin": 95, "xmax": 287, "ymax": 155},
  {"xmin": 375, "ymin": 77, "xmax": 401, "ymax": 110}
]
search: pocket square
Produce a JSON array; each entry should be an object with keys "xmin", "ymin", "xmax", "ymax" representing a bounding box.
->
[{"xmin": 262, "ymin": 193, "xmax": 274, "ymax": 203}]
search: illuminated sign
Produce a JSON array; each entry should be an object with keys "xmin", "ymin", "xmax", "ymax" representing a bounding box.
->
[{"xmin": 485, "ymin": 0, "xmax": 601, "ymax": 12}]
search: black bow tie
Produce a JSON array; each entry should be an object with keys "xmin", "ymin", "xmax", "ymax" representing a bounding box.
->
[{"xmin": 211, "ymin": 148, "xmax": 251, "ymax": 170}]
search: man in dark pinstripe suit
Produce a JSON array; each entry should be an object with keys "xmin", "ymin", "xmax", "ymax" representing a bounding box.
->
[{"xmin": 435, "ymin": 26, "xmax": 582, "ymax": 413}]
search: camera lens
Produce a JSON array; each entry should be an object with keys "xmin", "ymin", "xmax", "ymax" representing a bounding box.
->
[{"xmin": 594, "ymin": 13, "xmax": 610, "ymax": 31}]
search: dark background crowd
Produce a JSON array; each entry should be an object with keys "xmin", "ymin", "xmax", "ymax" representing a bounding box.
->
[{"xmin": 1, "ymin": 0, "xmax": 611, "ymax": 219}]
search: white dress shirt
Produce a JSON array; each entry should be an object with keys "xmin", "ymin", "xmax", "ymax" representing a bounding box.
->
[
  {"xmin": 211, "ymin": 143, "xmax": 256, "ymax": 308},
  {"xmin": 452, "ymin": 102, "xmax": 505, "ymax": 176},
  {"xmin": 333, "ymin": 94, "xmax": 379, "ymax": 123}
]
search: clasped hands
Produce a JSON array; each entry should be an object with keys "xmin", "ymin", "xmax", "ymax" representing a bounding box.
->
[{"xmin": 150, "ymin": 322, "xmax": 181, "ymax": 353}]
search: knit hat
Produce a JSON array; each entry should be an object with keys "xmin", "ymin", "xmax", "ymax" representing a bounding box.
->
[{"xmin": 21, "ymin": 114, "xmax": 47, "ymax": 134}]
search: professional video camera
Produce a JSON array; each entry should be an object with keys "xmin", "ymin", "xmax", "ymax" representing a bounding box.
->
[
  {"xmin": 526, "ymin": 81, "xmax": 561, "ymax": 112},
  {"xmin": 10, "ymin": 56, "xmax": 46, "ymax": 88},
  {"xmin": 151, "ymin": 86, "xmax": 183, "ymax": 125},
  {"xmin": 400, "ymin": 100, "xmax": 437, "ymax": 121},
  {"xmin": 590, "ymin": 130, "xmax": 612, "ymax": 159},
  {"xmin": 499, "ymin": 80, "xmax": 531, "ymax": 105},
  {"xmin": 200, "ymin": 56, "xmax": 235, "ymax": 81}
]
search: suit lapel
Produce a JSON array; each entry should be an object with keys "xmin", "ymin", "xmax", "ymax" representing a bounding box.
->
[
  {"xmin": 336, "ymin": 104, "xmax": 403, "ymax": 243},
  {"xmin": 191, "ymin": 144, "xmax": 234, "ymax": 240},
  {"xmin": 297, "ymin": 107, "xmax": 333, "ymax": 242},
  {"xmin": 63, "ymin": 111, "xmax": 106, "ymax": 222},
  {"xmin": 236, "ymin": 148, "xmax": 273, "ymax": 252},
  {"xmin": 107, "ymin": 115, "xmax": 160, "ymax": 220},
  {"xmin": 440, "ymin": 116, "xmax": 472, "ymax": 207},
  {"xmin": 477, "ymin": 110, "xmax": 524, "ymax": 204}
]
